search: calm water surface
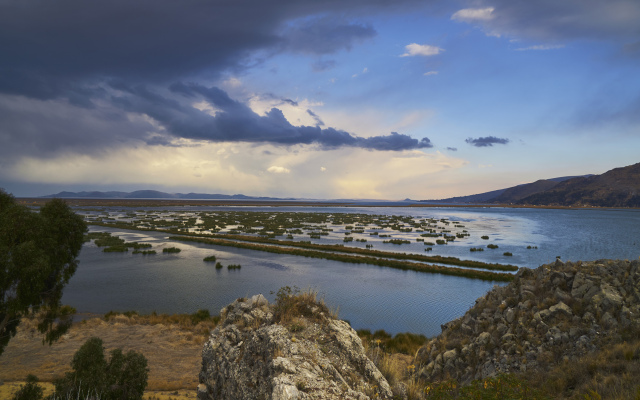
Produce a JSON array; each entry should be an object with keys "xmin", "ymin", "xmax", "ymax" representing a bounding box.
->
[{"xmin": 62, "ymin": 206, "xmax": 640, "ymax": 336}]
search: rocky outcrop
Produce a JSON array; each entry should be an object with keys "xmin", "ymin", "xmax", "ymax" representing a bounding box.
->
[
  {"xmin": 198, "ymin": 294, "xmax": 392, "ymax": 400},
  {"xmin": 415, "ymin": 259, "xmax": 640, "ymax": 384}
]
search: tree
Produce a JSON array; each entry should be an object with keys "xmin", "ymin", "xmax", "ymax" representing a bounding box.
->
[
  {"xmin": 55, "ymin": 337, "xmax": 149, "ymax": 400},
  {"xmin": 0, "ymin": 189, "xmax": 87, "ymax": 356},
  {"xmin": 12, "ymin": 374, "xmax": 44, "ymax": 400}
]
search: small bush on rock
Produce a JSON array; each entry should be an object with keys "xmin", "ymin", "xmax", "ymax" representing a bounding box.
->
[{"xmin": 272, "ymin": 286, "xmax": 333, "ymax": 324}]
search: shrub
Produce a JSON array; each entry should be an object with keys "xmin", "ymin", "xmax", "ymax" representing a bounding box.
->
[
  {"xmin": 54, "ymin": 337, "xmax": 149, "ymax": 400},
  {"xmin": 487, "ymin": 244, "xmax": 499, "ymax": 249},
  {"xmin": 190, "ymin": 309, "xmax": 211, "ymax": 324},
  {"xmin": 272, "ymin": 286, "xmax": 332, "ymax": 324},
  {"xmin": 203, "ymin": 255, "xmax": 217, "ymax": 262},
  {"xmin": 162, "ymin": 247, "xmax": 181, "ymax": 253},
  {"xmin": 12, "ymin": 374, "xmax": 43, "ymax": 400},
  {"xmin": 481, "ymin": 235, "xmax": 490, "ymax": 240}
]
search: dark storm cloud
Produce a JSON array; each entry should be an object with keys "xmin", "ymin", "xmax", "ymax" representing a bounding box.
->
[
  {"xmin": 465, "ymin": 136, "xmax": 509, "ymax": 147},
  {"xmin": 281, "ymin": 17, "xmax": 376, "ymax": 55},
  {"xmin": 0, "ymin": 0, "xmax": 436, "ymax": 155},
  {"xmin": 102, "ymin": 82, "xmax": 431, "ymax": 151},
  {"xmin": 0, "ymin": 95, "xmax": 157, "ymax": 159},
  {"xmin": 455, "ymin": 0, "xmax": 640, "ymax": 43},
  {"xmin": 0, "ymin": 0, "xmax": 423, "ymax": 93}
]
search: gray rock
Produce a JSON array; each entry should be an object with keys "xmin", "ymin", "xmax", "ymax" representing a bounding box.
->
[
  {"xmin": 199, "ymin": 296, "xmax": 392, "ymax": 400},
  {"xmin": 414, "ymin": 259, "xmax": 640, "ymax": 385},
  {"xmin": 549, "ymin": 302, "xmax": 573, "ymax": 317}
]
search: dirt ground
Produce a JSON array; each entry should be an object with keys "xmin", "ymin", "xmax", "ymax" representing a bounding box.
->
[{"xmin": 0, "ymin": 316, "xmax": 207, "ymax": 399}]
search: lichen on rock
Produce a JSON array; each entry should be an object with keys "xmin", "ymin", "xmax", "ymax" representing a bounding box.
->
[{"xmin": 198, "ymin": 293, "xmax": 393, "ymax": 399}]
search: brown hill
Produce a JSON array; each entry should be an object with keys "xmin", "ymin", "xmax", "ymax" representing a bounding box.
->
[
  {"xmin": 518, "ymin": 162, "xmax": 640, "ymax": 207},
  {"xmin": 488, "ymin": 179, "xmax": 560, "ymax": 204}
]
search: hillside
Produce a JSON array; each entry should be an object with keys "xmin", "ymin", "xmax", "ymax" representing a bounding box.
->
[
  {"xmin": 415, "ymin": 258, "xmax": 640, "ymax": 398},
  {"xmin": 518, "ymin": 162, "xmax": 640, "ymax": 207},
  {"xmin": 488, "ymin": 179, "xmax": 560, "ymax": 204},
  {"xmin": 419, "ymin": 175, "xmax": 587, "ymax": 204}
]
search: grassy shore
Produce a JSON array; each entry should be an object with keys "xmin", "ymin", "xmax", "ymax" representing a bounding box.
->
[{"xmin": 170, "ymin": 235, "xmax": 514, "ymax": 282}]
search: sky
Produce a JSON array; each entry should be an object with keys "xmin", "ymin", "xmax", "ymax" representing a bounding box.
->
[{"xmin": 1, "ymin": 0, "xmax": 639, "ymax": 200}]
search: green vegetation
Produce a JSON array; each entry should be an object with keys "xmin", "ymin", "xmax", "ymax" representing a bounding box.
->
[
  {"xmin": 0, "ymin": 190, "xmax": 87, "ymax": 356},
  {"xmin": 203, "ymin": 255, "xmax": 217, "ymax": 262},
  {"xmin": 162, "ymin": 247, "xmax": 181, "ymax": 253},
  {"xmin": 53, "ymin": 337, "xmax": 148, "ymax": 400},
  {"xmin": 527, "ymin": 245, "xmax": 538, "ymax": 249},
  {"xmin": 383, "ymin": 239, "xmax": 410, "ymax": 245},
  {"xmin": 470, "ymin": 247, "xmax": 484, "ymax": 252},
  {"xmin": 11, "ymin": 375, "xmax": 43, "ymax": 400},
  {"xmin": 84, "ymin": 209, "xmax": 521, "ymax": 281},
  {"xmin": 487, "ymin": 244, "xmax": 499, "ymax": 249},
  {"xmin": 227, "ymin": 264, "xmax": 241, "ymax": 270},
  {"xmin": 357, "ymin": 329, "xmax": 427, "ymax": 355},
  {"xmin": 215, "ymin": 262, "xmax": 223, "ymax": 269},
  {"xmin": 170, "ymin": 236, "xmax": 515, "ymax": 281},
  {"xmin": 481, "ymin": 235, "xmax": 490, "ymax": 240},
  {"xmin": 87, "ymin": 231, "xmax": 153, "ymax": 252},
  {"xmin": 132, "ymin": 249, "xmax": 156, "ymax": 255},
  {"xmin": 503, "ymin": 252, "xmax": 513, "ymax": 256}
]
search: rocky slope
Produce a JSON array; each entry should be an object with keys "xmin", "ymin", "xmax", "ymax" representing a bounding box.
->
[
  {"xmin": 197, "ymin": 294, "xmax": 393, "ymax": 400},
  {"xmin": 415, "ymin": 259, "xmax": 640, "ymax": 384}
]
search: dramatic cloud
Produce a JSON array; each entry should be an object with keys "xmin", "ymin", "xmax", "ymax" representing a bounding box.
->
[
  {"xmin": 452, "ymin": 0, "xmax": 640, "ymax": 42},
  {"xmin": 400, "ymin": 43, "xmax": 444, "ymax": 57},
  {"xmin": 110, "ymin": 82, "xmax": 432, "ymax": 151},
  {"xmin": 0, "ymin": 0, "xmax": 439, "ymax": 162},
  {"xmin": 465, "ymin": 136, "xmax": 509, "ymax": 147}
]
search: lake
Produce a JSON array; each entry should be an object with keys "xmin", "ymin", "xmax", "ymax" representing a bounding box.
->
[{"xmin": 62, "ymin": 206, "xmax": 640, "ymax": 337}]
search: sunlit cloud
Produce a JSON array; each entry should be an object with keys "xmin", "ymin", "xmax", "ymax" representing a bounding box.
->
[
  {"xmin": 400, "ymin": 43, "xmax": 443, "ymax": 57},
  {"xmin": 267, "ymin": 165, "xmax": 291, "ymax": 174},
  {"xmin": 3, "ymin": 143, "xmax": 467, "ymax": 199},
  {"xmin": 451, "ymin": 7, "xmax": 495, "ymax": 22}
]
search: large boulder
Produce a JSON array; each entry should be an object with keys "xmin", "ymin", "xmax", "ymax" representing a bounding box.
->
[{"xmin": 198, "ymin": 294, "xmax": 392, "ymax": 400}]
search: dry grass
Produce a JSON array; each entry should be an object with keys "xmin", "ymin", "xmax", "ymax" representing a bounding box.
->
[
  {"xmin": 0, "ymin": 313, "xmax": 215, "ymax": 397},
  {"xmin": 528, "ymin": 338, "xmax": 640, "ymax": 399},
  {"xmin": 272, "ymin": 287, "xmax": 336, "ymax": 325}
]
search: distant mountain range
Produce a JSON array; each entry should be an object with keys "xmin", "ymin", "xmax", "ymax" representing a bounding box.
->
[
  {"xmin": 41, "ymin": 190, "xmax": 296, "ymax": 201},
  {"xmin": 422, "ymin": 162, "xmax": 640, "ymax": 208}
]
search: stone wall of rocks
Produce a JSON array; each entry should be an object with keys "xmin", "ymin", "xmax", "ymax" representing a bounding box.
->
[{"xmin": 415, "ymin": 259, "xmax": 640, "ymax": 384}]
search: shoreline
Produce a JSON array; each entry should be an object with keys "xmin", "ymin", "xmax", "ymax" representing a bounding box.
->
[{"xmin": 16, "ymin": 197, "xmax": 639, "ymax": 210}]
